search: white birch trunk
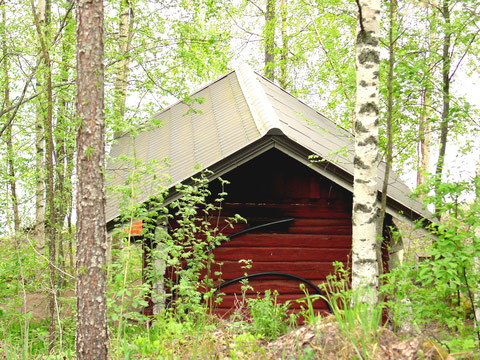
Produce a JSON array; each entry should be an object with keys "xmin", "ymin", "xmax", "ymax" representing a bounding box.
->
[
  {"xmin": 33, "ymin": 0, "xmax": 46, "ymax": 254},
  {"xmin": 152, "ymin": 225, "xmax": 168, "ymax": 315},
  {"xmin": 473, "ymin": 232, "xmax": 480, "ymax": 330},
  {"xmin": 474, "ymin": 150, "xmax": 480, "ymax": 330},
  {"xmin": 352, "ymin": 0, "xmax": 381, "ymax": 304},
  {"xmin": 113, "ymin": 0, "xmax": 133, "ymax": 138}
]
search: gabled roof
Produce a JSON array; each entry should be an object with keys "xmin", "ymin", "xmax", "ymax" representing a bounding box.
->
[{"xmin": 106, "ymin": 65, "xmax": 429, "ymax": 225}]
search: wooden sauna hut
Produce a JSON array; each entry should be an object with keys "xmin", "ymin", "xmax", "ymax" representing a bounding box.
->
[{"xmin": 105, "ymin": 65, "xmax": 429, "ymax": 318}]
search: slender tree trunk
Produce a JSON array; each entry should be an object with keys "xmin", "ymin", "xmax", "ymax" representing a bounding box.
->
[
  {"xmin": 152, "ymin": 226, "xmax": 167, "ymax": 314},
  {"xmin": 473, "ymin": 149, "xmax": 480, "ymax": 345},
  {"xmin": 417, "ymin": 5, "xmax": 435, "ymax": 188},
  {"xmin": 113, "ymin": 0, "xmax": 134, "ymax": 138},
  {"xmin": 55, "ymin": 8, "xmax": 74, "ymax": 285},
  {"xmin": 279, "ymin": 0, "xmax": 288, "ymax": 89},
  {"xmin": 34, "ymin": 0, "xmax": 46, "ymax": 254},
  {"xmin": 2, "ymin": 2, "xmax": 20, "ymax": 235},
  {"xmin": 6, "ymin": 122, "xmax": 20, "ymax": 234},
  {"xmin": 67, "ymin": 210, "xmax": 74, "ymax": 271},
  {"xmin": 378, "ymin": 0, "xmax": 396, "ymax": 231},
  {"xmin": 417, "ymin": 89, "xmax": 431, "ymax": 187},
  {"xmin": 61, "ymin": 9, "xmax": 76, "ymax": 273},
  {"xmin": 378, "ymin": 0, "xmax": 396, "ymax": 282},
  {"xmin": 352, "ymin": 0, "xmax": 381, "ymax": 304},
  {"xmin": 75, "ymin": 0, "xmax": 108, "ymax": 358},
  {"xmin": 434, "ymin": 0, "xmax": 451, "ymax": 216},
  {"xmin": 34, "ymin": 106, "xmax": 46, "ymax": 247},
  {"xmin": 264, "ymin": 0, "xmax": 275, "ymax": 81},
  {"xmin": 31, "ymin": 0, "xmax": 57, "ymax": 349}
]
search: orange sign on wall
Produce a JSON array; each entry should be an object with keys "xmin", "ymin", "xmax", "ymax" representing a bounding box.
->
[{"xmin": 124, "ymin": 220, "xmax": 143, "ymax": 236}]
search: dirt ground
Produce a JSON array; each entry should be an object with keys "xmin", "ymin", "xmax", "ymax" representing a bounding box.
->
[
  {"xmin": 264, "ymin": 318, "xmax": 455, "ymax": 360},
  {"xmin": 8, "ymin": 290, "xmax": 76, "ymax": 321}
]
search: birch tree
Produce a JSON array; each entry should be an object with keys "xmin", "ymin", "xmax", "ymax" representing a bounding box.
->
[
  {"xmin": 113, "ymin": 0, "xmax": 134, "ymax": 138},
  {"xmin": 31, "ymin": 0, "xmax": 58, "ymax": 348},
  {"xmin": 474, "ymin": 150, "xmax": 480, "ymax": 343},
  {"xmin": 351, "ymin": 0, "xmax": 381, "ymax": 304},
  {"xmin": 1, "ymin": 1, "xmax": 20, "ymax": 235},
  {"xmin": 33, "ymin": 0, "xmax": 46, "ymax": 254},
  {"xmin": 75, "ymin": 0, "xmax": 108, "ymax": 358}
]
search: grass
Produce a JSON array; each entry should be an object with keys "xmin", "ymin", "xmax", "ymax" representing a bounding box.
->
[{"xmin": 0, "ymin": 296, "xmax": 478, "ymax": 359}]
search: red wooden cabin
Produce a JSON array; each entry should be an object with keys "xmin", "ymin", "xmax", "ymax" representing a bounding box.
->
[{"xmin": 106, "ymin": 65, "xmax": 429, "ymax": 318}]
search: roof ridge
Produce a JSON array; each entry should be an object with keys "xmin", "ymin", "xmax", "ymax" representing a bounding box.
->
[{"xmin": 235, "ymin": 64, "xmax": 283, "ymax": 136}]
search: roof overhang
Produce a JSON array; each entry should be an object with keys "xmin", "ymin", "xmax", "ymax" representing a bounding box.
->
[{"xmin": 107, "ymin": 133, "xmax": 430, "ymax": 231}]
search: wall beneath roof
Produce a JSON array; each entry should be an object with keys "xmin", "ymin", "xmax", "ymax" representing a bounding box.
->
[
  {"xmin": 194, "ymin": 148, "xmax": 354, "ymax": 317},
  {"xmin": 157, "ymin": 148, "xmax": 393, "ymax": 319}
]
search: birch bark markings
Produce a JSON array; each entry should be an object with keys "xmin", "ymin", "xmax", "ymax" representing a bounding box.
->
[
  {"xmin": 34, "ymin": 0, "xmax": 46, "ymax": 254},
  {"xmin": 75, "ymin": 0, "xmax": 108, "ymax": 358},
  {"xmin": 352, "ymin": 0, "xmax": 381, "ymax": 304}
]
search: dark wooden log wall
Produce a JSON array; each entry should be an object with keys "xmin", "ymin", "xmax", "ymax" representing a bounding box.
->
[
  {"xmin": 144, "ymin": 149, "xmax": 394, "ymax": 319},
  {"xmin": 193, "ymin": 149, "xmax": 355, "ymax": 318}
]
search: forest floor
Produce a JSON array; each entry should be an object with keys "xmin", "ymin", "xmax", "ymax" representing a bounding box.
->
[
  {"xmin": 2, "ymin": 292, "xmax": 478, "ymax": 359},
  {"xmin": 207, "ymin": 316, "xmax": 473, "ymax": 360}
]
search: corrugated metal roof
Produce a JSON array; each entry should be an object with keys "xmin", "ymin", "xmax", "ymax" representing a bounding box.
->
[
  {"xmin": 106, "ymin": 65, "xmax": 430, "ymax": 224},
  {"xmin": 254, "ymin": 74, "xmax": 428, "ymax": 220}
]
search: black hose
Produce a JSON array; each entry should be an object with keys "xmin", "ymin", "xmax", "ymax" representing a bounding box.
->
[
  {"xmin": 214, "ymin": 271, "xmax": 332, "ymax": 313},
  {"xmin": 169, "ymin": 218, "xmax": 333, "ymax": 314},
  {"xmin": 227, "ymin": 218, "xmax": 295, "ymax": 240}
]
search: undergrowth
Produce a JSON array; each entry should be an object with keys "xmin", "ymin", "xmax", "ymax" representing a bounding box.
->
[{"xmin": 1, "ymin": 171, "xmax": 480, "ymax": 358}]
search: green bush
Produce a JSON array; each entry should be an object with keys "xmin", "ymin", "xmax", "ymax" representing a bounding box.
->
[{"xmin": 247, "ymin": 290, "xmax": 292, "ymax": 340}]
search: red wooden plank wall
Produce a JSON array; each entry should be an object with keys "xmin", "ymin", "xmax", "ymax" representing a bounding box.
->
[{"xmin": 167, "ymin": 149, "xmax": 355, "ymax": 318}]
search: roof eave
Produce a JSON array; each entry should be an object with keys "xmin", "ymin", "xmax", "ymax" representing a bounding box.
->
[{"xmin": 107, "ymin": 133, "xmax": 430, "ymax": 231}]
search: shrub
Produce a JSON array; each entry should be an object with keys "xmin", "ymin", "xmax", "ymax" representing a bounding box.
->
[{"xmin": 247, "ymin": 290, "xmax": 293, "ymax": 340}]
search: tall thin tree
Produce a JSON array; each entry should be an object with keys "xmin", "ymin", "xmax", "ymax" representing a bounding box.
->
[
  {"xmin": 31, "ymin": 0, "xmax": 57, "ymax": 349},
  {"xmin": 378, "ymin": 0, "xmax": 396, "ymax": 284},
  {"xmin": 75, "ymin": 0, "xmax": 108, "ymax": 358},
  {"xmin": 278, "ymin": 0, "xmax": 288, "ymax": 89},
  {"xmin": 417, "ymin": 5, "xmax": 435, "ymax": 188},
  {"xmin": 434, "ymin": 0, "xmax": 451, "ymax": 217},
  {"xmin": 33, "ymin": 0, "xmax": 46, "ymax": 255},
  {"xmin": 2, "ymin": 0, "xmax": 20, "ymax": 235},
  {"xmin": 351, "ymin": 0, "xmax": 381, "ymax": 304},
  {"xmin": 113, "ymin": 0, "xmax": 134, "ymax": 138},
  {"xmin": 264, "ymin": 0, "xmax": 275, "ymax": 81}
]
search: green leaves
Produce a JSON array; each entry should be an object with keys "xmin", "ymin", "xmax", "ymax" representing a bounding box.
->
[{"xmin": 383, "ymin": 176, "xmax": 480, "ymax": 345}]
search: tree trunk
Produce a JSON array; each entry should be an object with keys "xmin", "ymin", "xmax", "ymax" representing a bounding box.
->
[
  {"xmin": 473, "ymin": 147, "xmax": 480, "ymax": 344},
  {"xmin": 278, "ymin": 0, "xmax": 288, "ymax": 89},
  {"xmin": 417, "ymin": 89, "xmax": 431, "ymax": 187},
  {"xmin": 264, "ymin": 0, "xmax": 275, "ymax": 81},
  {"xmin": 75, "ymin": 0, "xmax": 108, "ymax": 358},
  {"xmin": 5, "ymin": 117, "xmax": 20, "ymax": 235},
  {"xmin": 434, "ymin": 0, "xmax": 451, "ymax": 217},
  {"xmin": 152, "ymin": 225, "xmax": 167, "ymax": 315},
  {"xmin": 378, "ymin": 0, "xmax": 396, "ymax": 284},
  {"xmin": 31, "ymin": 0, "xmax": 57, "ymax": 349},
  {"xmin": 113, "ymin": 0, "xmax": 134, "ymax": 138},
  {"xmin": 55, "ymin": 7, "xmax": 75, "ymax": 285},
  {"xmin": 417, "ymin": 6, "xmax": 435, "ymax": 188},
  {"xmin": 352, "ymin": 0, "xmax": 381, "ymax": 304},
  {"xmin": 33, "ymin": 0, "xmax": 46, "ymax": 254},
  {"xmin": 2, "ymin": 2, "xmax": 20, "ymax": 235}
]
